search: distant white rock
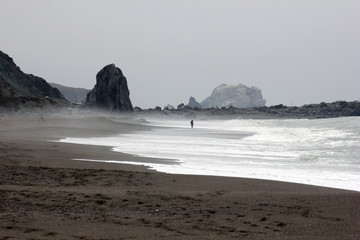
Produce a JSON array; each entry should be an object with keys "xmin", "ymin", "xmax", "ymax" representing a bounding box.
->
[{"xmin": 201, "ymin": 83, "xmax": 266, "ymax": 108}]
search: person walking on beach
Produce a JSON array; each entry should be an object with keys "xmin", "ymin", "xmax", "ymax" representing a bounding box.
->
[{"xmin": 190, "ymin": 120, "xmax": 194, "ymax": 128}]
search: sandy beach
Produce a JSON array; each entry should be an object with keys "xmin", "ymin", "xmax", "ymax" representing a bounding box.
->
[{"xmin": 0, "ymin": 112, "xmax": 359, "ymax": 240}]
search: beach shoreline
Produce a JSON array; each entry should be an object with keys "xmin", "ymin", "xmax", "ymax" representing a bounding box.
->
[{"xmin": 1, "ymin": 113, "xmax": 359, "ymax": 239}]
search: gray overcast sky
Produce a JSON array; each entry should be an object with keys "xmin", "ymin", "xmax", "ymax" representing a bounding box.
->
[{"xmin": 1, "ymin": 0, "xmax": 359, "ymax": 108}]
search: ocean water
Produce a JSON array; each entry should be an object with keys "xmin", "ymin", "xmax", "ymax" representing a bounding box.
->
[{"xmin": 59, "ymin": 116, "xmax": 360, "ymax": 191}]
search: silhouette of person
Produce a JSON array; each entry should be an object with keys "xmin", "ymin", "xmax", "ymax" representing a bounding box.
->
[{"xmin": 190, "ymin": 120, "xmax": 194, "ymax": 128}]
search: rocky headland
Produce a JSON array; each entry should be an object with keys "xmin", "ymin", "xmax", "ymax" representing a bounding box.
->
[{"xmin": 0, "ymin": 51, "xmax": 68, "ymax": 111}]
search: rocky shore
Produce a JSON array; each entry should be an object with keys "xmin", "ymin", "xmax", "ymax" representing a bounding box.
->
[{"xmin": 135, "ymin": 100, "xmax": 360, "ymax": 119}]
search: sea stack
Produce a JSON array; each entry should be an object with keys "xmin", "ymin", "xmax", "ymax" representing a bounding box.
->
[
  {"xmin": 186, "ymin": 96, "xmax": 202, "ymax": 109},
  {"xmin": 201, "ymin": 83, "xmax": 266, "ymax": 108},
  {"xmin": 85, "ymin": 64, "xmax": 133, "ymax": 111}
]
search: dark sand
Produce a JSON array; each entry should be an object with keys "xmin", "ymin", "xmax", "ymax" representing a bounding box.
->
[{"xmin": 0, "ymin": 114, "xmax": 359, "ymax": 239}]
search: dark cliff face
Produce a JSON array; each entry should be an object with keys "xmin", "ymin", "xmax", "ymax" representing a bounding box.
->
[
  {"xmin": 0, "ymin": 51, "xmax": 65, "ymax": 99},
  {"xmin": 85, "ymin": 64, "xmax": 133, "ymax": 111},
  {"xmin": 0, "ymin": 50, "xmax": 68, "ymax": 109}
]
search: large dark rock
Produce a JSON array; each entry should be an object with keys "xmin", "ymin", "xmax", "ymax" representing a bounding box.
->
[
  {"xmin": 0, "ymin": 50, "xmax": 68, "ymax": 109},
  {"xmin": 85, "ymin": 64, "xmax": 133, "ymax": 111}
]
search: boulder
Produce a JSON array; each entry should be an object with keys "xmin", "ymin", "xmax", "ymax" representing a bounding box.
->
[
  {"xmin": 201, "ymin": 83, "xmax": 266, "ymax": 108},
  {"xmin": 164, "ymin": 104, "xmax": 175, "ymax": 110},
  {"xmin": 177, "ymin": 103, "xmax": 185, "ymax": 110},
  {"xmin": 85, "ymin": 64, "xmax": 133, "ymax": 111},
  {"xmin": 186, "ymin": 96, "xmax": 202, "ymax": 109}
]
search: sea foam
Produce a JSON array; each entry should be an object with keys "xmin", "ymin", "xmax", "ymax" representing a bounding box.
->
[{"xmin": 59, "ymin": 117, "xmax": 360, "ymax": 191}]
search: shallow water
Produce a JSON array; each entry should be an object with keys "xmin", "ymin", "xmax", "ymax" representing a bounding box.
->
[{"xmin": 60, "ymin": 116, "xmax": 360, "ymax": 191}]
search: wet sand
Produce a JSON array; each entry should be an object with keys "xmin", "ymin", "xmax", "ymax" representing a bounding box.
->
[{"xmin": 0, "ymin": 113, "xmax": 359, "ymax": 239}]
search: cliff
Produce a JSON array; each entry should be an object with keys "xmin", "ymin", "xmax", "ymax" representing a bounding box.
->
[{"xmin": 0, "ymin": 50, "xmax": 68, "ymax": 110}]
